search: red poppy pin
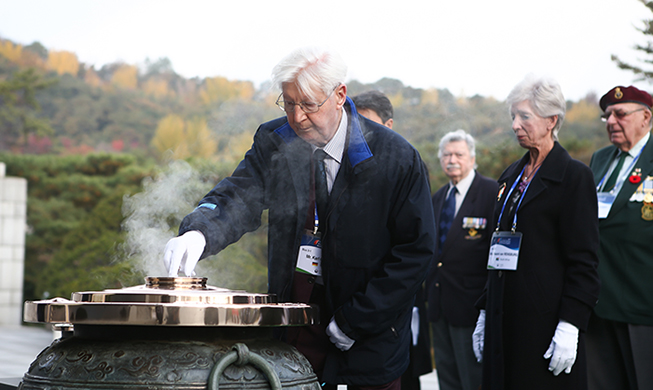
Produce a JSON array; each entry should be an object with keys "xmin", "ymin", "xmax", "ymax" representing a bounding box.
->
[{"xmin": 629, "ymin": 168, "xmax": 642, "ymax": 184}]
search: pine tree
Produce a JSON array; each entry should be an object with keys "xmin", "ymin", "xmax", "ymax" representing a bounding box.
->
[{"xmin": 611, "ymin": 0, "xmax": 653, "ymax": 83}]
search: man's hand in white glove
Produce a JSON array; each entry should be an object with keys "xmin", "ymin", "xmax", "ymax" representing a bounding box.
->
[
  {"xmin": 472, "ymin": 309, "xmax": 486, "ymax": 363},
  {"xmin": 326, "ymin": 317, "xmax": 355, "ymax": 351},
  {"xmin": 411, "ymin": 306, "xmax": 420, "ymax": 346},
  {"xmin": 163, "ymin": 230, "xmax": 206, "ymax": 277},
  {"xmin": 543, "ymin": 320, "xmax": 579, "ymax": 376}
]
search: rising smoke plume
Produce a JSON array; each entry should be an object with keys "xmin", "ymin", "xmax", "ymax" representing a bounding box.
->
[{"xmin": 120, "ymin": 160, "xmax": 210, "ymax": 276}]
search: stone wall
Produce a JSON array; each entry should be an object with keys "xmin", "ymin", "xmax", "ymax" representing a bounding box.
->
[{"xmin": 0, "ymin": 162, "xmax": 28, "ymax": 325}]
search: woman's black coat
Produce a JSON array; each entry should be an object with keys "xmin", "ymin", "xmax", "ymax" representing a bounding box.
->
[{"xmin": 477, "ymin": 142, "xmax": 600, "ymax": 390}]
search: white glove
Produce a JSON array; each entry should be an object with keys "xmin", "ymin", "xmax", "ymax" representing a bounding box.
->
[
  {"xmin": 543, "ymin": 320, "xmax": 579, "ymax": 376},
  {"xmin": 326, "ymin": 317, "xmax": 355, "ymax": 351},
  {"xmin": 472, "ymin": 309, "xmax": 486, "ymax": 363},
  {"xmin": 163, "ymin": 230, "xmax": 206, "ymax": 277},
  {"xmin": 411, "ymin": 306, "xmax": 419, "ymax": 346}
]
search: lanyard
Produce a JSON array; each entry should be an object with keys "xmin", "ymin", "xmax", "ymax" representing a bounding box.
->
[
  {"xmin": 596, "ymin": 148, "xmax": 643, "ymax": 193},
  {"xmin": 313, "ymin": 204, "xmax": 320, "ymax": 235},
  {"xmin": 496, "ymin": 165, "xmax": 536, "ymax": 233}
]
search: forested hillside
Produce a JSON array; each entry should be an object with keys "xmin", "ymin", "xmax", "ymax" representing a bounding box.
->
[{"xmin": 0, "ymin": 36, "xmax": 611, "ymax": 302}]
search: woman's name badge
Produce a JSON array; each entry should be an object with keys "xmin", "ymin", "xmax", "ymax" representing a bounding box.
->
[
  {"xmin": 296, "ymin": 232, "xmax": 322, "ymax": 276},
  {"xmin": 597, "ymin": 192, "xmax": 616, "ymax": 219},
  {"xmin": 487, "ymin": 231, "xmax": 522, "ymax": 271}
]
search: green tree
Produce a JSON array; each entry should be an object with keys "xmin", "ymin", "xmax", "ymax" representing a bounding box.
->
[
  {"xmin": 38, "ymin": 191, "xmax": 142, "ymax": 299},
  {"xmin": 0, "ymin": 68, "xmax": 56, "ymax": 149},
  {"xmin": 611, "ymin": 0, "xmax": 653, "ymax": 82}
]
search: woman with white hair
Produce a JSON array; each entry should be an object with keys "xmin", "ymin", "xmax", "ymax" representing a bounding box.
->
[{"xmin": 472, "ymin": 75, "xmax": 600, "ymax": 389}]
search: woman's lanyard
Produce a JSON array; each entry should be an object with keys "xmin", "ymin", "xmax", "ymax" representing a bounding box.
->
[
  {"xmin": 496, "ymin": 165, "xmax": 537, "ymax": 233},
  {"xmin": 595, "ymin": 148, "xmax": 643, "ymax": 193}
]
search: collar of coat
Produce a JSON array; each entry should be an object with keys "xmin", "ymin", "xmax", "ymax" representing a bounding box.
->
[
  {"xmin": 497, "ymin": 142, "xmax": 571, "ymax": 210},
  {"xmin": 500, "ymin": 141, "xmax": 570, "ymax": 185},
  {"xmin": 273, "ymin": 96, "xmax": 373, "ymax": 168}
]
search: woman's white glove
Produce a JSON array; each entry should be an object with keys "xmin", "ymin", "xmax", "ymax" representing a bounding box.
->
[
  {"xmin": 543, "ymin": 320, "xmax": 579, "ymax": 376},
  {"xmin": 326, "ymin": 318, "xmax": 355, "ymax": 351},
  {"xmin": 163, "ymin": 230, "xmax": 206, "ymax": 277},
  {"xmin": 472, "ymin": 309, "xmax": 486, "ymax": 362}
]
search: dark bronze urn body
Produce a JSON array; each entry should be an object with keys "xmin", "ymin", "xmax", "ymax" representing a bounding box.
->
[{"xmin": 21, "ymin": 277, "xmax": 320, "ymax": 390}]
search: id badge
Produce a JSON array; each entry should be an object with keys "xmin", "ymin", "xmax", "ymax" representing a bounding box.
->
[
  {"xmin": 597, "ymin": 192, "xmax": 615, "ymax": 219},
  {"xmin": 296, "ymin": 231, "xmax": 322, "ymax": 276},
  {"xmin": 487, "ymin": 231, "xmax": 522, "ymax": 271}
]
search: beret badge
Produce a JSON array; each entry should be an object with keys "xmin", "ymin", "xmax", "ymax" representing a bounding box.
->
[{"xmin": 615, "ymin": 87, "xmax": 623, "ymax": 100}]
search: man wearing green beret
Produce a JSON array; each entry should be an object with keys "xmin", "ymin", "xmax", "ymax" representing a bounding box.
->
[{"xmin": 587, "ymin": 85, "xmax": 653, "ymax": 390}]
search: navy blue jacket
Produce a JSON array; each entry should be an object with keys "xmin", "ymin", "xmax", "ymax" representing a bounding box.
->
[
  {"xmin": 427, "ymin": 172, "xmax": 497, "ymax": 327},
  {"xmin": 179, "ymin": 98, "xmax": 436, "ymax": 385}
]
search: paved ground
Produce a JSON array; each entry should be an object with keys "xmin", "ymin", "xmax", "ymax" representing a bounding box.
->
[
  {"xmin": 0, "ymin": 325, "xmax": 54, "ymax": 380},
  {"xmin": 0, "ymin": 325, "xmax": 439, "ymax": 389}
]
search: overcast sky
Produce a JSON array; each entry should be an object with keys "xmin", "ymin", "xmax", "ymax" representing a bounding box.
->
[{"xmin": 1, "ymin": 0, "xmax": 651, "ymax": 100}]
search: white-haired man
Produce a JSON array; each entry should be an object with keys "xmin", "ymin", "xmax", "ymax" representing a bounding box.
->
[
  {"xmin": 163, "ymin": 47, "xmax": 436, "ymax": 389},
  {"xmin": 426, "ymin": 129, "xmax": 497, "ymax": 390}
]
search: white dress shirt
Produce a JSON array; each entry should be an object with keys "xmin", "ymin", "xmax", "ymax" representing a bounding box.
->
[{"xmin": 313, "ymin": 109, "xmax": 348, "ymax": 194}]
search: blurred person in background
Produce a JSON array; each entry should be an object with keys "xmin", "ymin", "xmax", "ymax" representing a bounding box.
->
[
  {"xmin": 426, "ymin": 129, "xmax": 497, "ymax": 390},
  {"xmin": 353, "ymin": 90, "xmax": 433, "ymax": 390},
  {"xmin": 163, "ymin": 47, "xmax": 436, "ymax": 389},
  {"xmin": 587, "ymin": 85, "xmax": 653, "ymax": 390},
  {"xmin": 352, "ymin": 90, "xmax": 394, "ymax": 129},
  {"xmin": 472, "ymin": 75, "xmax": 600, "ymax": 390}
]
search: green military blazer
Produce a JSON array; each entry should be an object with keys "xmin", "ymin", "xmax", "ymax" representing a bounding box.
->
[{"xmin": 590, "ymin": 133, "xmax": 653, "ymax": 325}]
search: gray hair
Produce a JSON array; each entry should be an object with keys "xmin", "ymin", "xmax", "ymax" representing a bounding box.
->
[
  {"xmin": 271, "ymin": 46, "xmax": 347, "ymax": 102},
  {"xmin": 438, "ymin": 129, "xmax": 476, "ymax": 158},
  {"xmin": 506, "ymin": 74, "xmax": 566, "ymax": 140}
]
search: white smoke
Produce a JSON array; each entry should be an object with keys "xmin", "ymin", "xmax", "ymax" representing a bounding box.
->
[{"xmin": 121, "ymin": 160, "xmax": 210, "ymax": 276}]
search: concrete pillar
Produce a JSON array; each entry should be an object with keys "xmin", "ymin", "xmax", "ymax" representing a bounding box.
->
[{"xmin": 0, "ymin": 162, "xmax": 28, "ymax": 325}]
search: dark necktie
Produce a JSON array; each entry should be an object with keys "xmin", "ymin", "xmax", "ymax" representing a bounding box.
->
[
  {"xmin": 313, "ymin": 149, "xmax": 329, "ymax": 228},
  {"xmin": 603, "ymin": 152, "xmax": 627, "ymax": 192},
  {"xmin": 438, "ymin": 185, "xmax": 457, "ymax": 255}
]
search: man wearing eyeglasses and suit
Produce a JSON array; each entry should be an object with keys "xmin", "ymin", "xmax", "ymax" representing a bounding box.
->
[
  {"xmin": 162, "ymin": 46, "xmax": 436, "ymax": 389},
  {"xmin": 587, "ymin": 85, "xmax": 653, "ymax": 390}
]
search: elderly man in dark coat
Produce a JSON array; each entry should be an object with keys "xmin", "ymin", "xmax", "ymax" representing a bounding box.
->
[
  {"xmin": 163, "ymin": 47, "xmax": 436, "ymax": 389},
  {"xmin": 427, "ymin": 129, "xmax": 497, "ymax": 390}
]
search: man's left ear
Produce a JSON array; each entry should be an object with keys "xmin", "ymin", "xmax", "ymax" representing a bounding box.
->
[
  {"xmin": 643, "ymin": 109, "xmax": 652, "ymax": 128},
  {"xmin": 336, "ymin": 84, "xmax": 347, "ymax": 108},
  {"xmin": 384, "ymin": 118, "xmax": 394, "ymax": 129}
]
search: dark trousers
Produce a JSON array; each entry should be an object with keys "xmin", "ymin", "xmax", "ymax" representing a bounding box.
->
[
  {"xmin": 287, "ymin": 272, "xmax": 330, "ymax": 379},
  {"xmin": 430, "ymin": 317, "xmax": 482, "ymax": 390},
  {"xmin": 586, "ymin": 312, "xmax": 653, "ymax": 390}
]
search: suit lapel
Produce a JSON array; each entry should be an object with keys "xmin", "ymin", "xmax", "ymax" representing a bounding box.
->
[
  {"xmin": 593, "ymin": 147, "xmax": 619, "ymax": 185},
  {"xmin": 327, "ymin": 109, "xmax": 375, "ymax": 230},
  {"xmin": 441, "ymin": 173, "xmax": 480, "ymax": 257}
]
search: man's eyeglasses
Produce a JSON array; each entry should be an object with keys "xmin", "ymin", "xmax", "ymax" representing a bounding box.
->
[
  {"xmin": 276, "ymin": 85, "xmax": 339, "ymax": 114},
  {"xmin": 600, "ymin": 108, "xmax": 646, "ymax": 122}
]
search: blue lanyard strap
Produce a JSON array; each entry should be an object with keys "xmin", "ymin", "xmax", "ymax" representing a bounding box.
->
[
  {"xmin": 596, "ymin": 148, "xmax": 643, "ymax": 193},
  {"xmin": 496, "ymin": 165, "xmax": 535, "ymax": 233},
  {"xmin": 313, "ymin": 204, "xmax": 319, "ymax": 235}
]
